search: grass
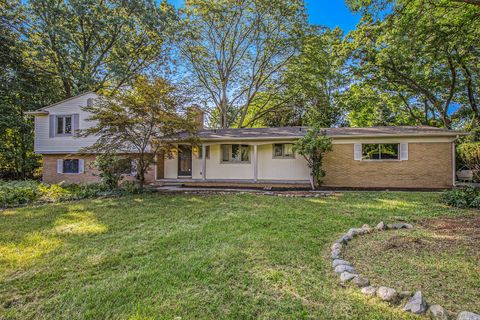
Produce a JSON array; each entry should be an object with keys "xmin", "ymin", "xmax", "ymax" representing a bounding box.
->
[
  {"xmin": 343, "ymin": 216, "xmax": 480, "ymax": 314},
  {"xmin": 0, "ymin": 192, "xmax": 476, "ymax": 319}
]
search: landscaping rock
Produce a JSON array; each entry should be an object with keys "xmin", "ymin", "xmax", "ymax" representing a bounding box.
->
[
  {"xmin": 387, "ymin": 222, "xmax": 413, "ymax": 230},
  {"xmin": 377, "ymin": 287, "xmax": 397, "ymax": 302},
  {"xmin": 347, "ymin": 228, "xmax": 364, "ymax": 237},
  {"xmin": 361, "ymin": 286, "xmax": 376, "ymax": 297},
  {"xmin": 376, "ymin": 221, "xmax": 386, "ymax": 230},
  {"xmin": 457, "ymin": 311, "xmax": 480, "ymax": 320},
  {"xmin": 339, "ymin": 272, "xmax": 357, "ymax": 283},
  {"xmin": 335, "ymin": 238, "xmax": 347, "ymax": 245},
  {"xmin": 361, "ymin": 224, "xmax": 372, "ymax": 233},
  {"xmin": 353, "ymin": 276, "xmax": 370, "ymax": 288},
  {"xmin": 341, "ymin": 234, "xmax": 353, "ymax": 243},
  {"xmin": 427, "ymin": 305, "xmax": 451, "ymax": 320},
  {"xmin": 332, "ymin": 259, "xmax": 350, "ymax": 268},
  {"xmin": 331, "ymin": 243, "xmax": 343, "ymax": 251},
  {"xmin": 334, "ymin": 265, "xmax": 357, "ymax": 274},
  {"xmin": 331, "ymin": 249, "xmax": 341, "ymax": 260},
  {"xmin": 403, "ymin": 291, "xmax": 428, "ymax": 314}
]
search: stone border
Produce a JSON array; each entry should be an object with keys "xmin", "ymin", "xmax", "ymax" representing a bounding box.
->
[{"xmin": 330, "ymin": 222, "xmax": 480, "ymax": 320}]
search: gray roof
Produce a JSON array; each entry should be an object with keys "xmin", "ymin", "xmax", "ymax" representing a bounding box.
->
[{"xmin": 189, "ymin": 126, "xmax": 462, "ymax": 141}]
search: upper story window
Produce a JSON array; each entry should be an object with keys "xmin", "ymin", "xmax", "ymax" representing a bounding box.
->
[
  {"xmin": 362, "ymin": 143, "xmax": 399, "ymax": 160},
  {"xmin": 273, "ymin": 143, "xmax": 295, "ymax": 159},
  {"xmin": 221, "ymin": 144, "xmax": 249, "ymax": 163},
  {"xmin": 56, "ymin": 115, "xmax": 72, "ymax": 135}
]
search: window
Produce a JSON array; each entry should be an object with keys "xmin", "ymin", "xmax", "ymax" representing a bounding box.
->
[
  {"xmin": 63, "ymin": 159, "xmax": 79, "ymax": 173},
  {"xmin": 221, "ymin": 144, "xmax": 249, "ymax": 163},
  {"xmin": 273, "ymin": 143, "xmax": 295, "ymax": 158},
  {"xmin": 56, "ymin": 115, "xmax": 72, "ymax": 135},
  {"xmin": 116, "ymin": 158, "xmax": 134, "ymax": 175},
  {"xmin": 197, "ymin": 146, "xmax": 210, "ymax": 159},
  {"xmin": 362, "ymin": 144, "xmax": 399, "ymax": 160}
]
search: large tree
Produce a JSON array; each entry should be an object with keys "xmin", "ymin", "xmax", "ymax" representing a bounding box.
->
[
  {"xmin": 25, "ymin": 0, "xmax": 175, "ymax": 98},
  {"xmin": 261, "ymin": 27, "xmax": 348, "ymax": 128},
  {"xmin": 82, "ymin": 77, "xmax": 198, "ymax": 188},
  {"xmin": 179, "ymin": 0, "xmax": 308, "ymax": 128},
  {"xmin": 0, "ymin": 0, "xmax": 61, "ymax": 179},
  {"xmin": 343, "ymin": 0, "xmax": 480, "ymax": 128}
]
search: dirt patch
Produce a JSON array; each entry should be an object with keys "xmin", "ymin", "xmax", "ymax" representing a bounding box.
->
[
  {"xmin": 381, "ymin": 235, "xmax": 426, "ymax": 251},
  {"xmin": 419, "ymin": 215, "xmax": 480, "ymax": 242}
]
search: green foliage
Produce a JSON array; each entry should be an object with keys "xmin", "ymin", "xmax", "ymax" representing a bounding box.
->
[
  {"xmin": 293, "ymin": 127, "xmax": 333, "ymax": 189},
  {"xmin": 180, "ymin": 0, "xmax": 308, "ymax": 128},
  {"xmin": 0, "ymin": 180, "xmax": 152, "ymax": 208},
  {"xmin": 343, "ymin": 0, "xmax": 480, "ymax": 128},
  {"xmin": 82, "ymin": 77, "xmax": 198, "ymax": 188},
  {"xmin": 91, "ymin": 154, "xmax": 130, "ymax": 189},
  {"xmin": 440, "ymin": 186, "xmax": 480, "ymax": 208},
  {"xmin": 457, "ymin": 142, "xmax": 480, "ymax": 180}
]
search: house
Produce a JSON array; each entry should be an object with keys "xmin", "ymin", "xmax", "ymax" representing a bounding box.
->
[{"xmin": 27, "ymin": 92, "xmax": 462, "ymax": 190}]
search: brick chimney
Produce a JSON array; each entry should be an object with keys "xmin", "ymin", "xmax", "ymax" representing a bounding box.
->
[{"xmin": 187, "ymin": 105, "xmax": 204, "ymax": 130}]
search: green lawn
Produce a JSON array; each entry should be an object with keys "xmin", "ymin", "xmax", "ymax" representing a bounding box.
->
[{"xmin": 0, "ymin": 192, "xmax": 475, "ymax": 319}]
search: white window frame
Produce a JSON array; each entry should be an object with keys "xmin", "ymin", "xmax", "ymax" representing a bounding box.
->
[
  {"xmin": 220, "ymin": 144, "xmax": 250, "ymax": 163},
  {"xmin": 56, "ymin": 115, "xmax": 73, "ymax": 136},
  {"xmin": 353, "ymin": 142, "xmax": 408, "ymax": 162},
  {"xmin": 272, "ymin": 143, "xmax": 295, "ymax": 159}
]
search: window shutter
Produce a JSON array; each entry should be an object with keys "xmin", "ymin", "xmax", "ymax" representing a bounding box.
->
[
  {"xmin": 72, "ymin": 114, "xmax": 80, "ymax": 137},
  {"xmin": 131, "ymin": 159, "xmax": 137, "ymax": 176},
  {"xmin": 78, "ymin": 159, "xmax": 85, "ymax": 173},
  {"xmin": 400, "ymin": 143, "xmax": 409, "ymax": 160},
  {"xmin": 49, "ymin": 115, "xmax": 55, "ymax": 138},
  {"xmin": 57, "ymin": 159, "xmax": 63, "ymax": 173},
  {"xmin": 354, "ymin": 143, "xmax": 362, "ymax": 161}
]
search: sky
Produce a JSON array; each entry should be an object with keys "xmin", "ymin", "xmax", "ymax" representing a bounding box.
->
[{"xmin": 168, "ymin": 0, "xmax": 361, "ymax": 33}]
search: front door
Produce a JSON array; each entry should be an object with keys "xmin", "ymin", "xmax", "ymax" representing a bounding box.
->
[{"xmin": 177, "ymin": 145, "xmax": 192, "ymax": 177}]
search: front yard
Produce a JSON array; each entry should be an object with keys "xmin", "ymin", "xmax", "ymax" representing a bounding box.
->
[{"xmin": 0, "ymin": 192, "xmax": 477, "ymax": 319}]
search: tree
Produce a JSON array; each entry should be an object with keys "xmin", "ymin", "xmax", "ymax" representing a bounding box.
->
[
  {"xmin": 0, "ymin": 0, "xmax": 61, "ymax": 179},
  {"xmin": 179, "ymin": 0, "xmax": 308, "ymax": 128},
  {"xmin": 293, "ymin": 127, "xmax": 333, "ymax": 190},
  {"xmin": 262, "ymin": 27, "xmax": 348, "ymax": 128},
  {"xmin": 343, "ymin": 0, "xmax": 480, "ymax": 128},
  {"xmin": 25, "ymin": 0, "xmax": 175, "ymax": 98},
  {"xmin": 82, "ymin": 77, "xmax": 198, "ymax": 188},
  {"xmin": 90, "ymin": 153, "xmax": 129, "ymax": 189}
]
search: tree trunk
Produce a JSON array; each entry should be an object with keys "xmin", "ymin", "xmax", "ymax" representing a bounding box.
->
[{"xmin": 309, "ymin": 175, "xmax": 316, "ymax": 190}]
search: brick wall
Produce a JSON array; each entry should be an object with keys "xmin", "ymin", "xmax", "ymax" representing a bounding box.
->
[
  {"xmin": 42, "ymin": 154, "xmax": 156, "ymax": 185},
  {"xmin": 322, "ymin": 142, "xmax": 454, "ymax": 189}
]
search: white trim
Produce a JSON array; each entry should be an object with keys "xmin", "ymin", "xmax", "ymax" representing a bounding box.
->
[
  {"xmin": 202, "ymin": 144, "xmax": 207, "ymax": 181},
  {"xmin": 253, "ymin": 144, "xmax": 258, "ymax": 182},
  {"xmin": 452, "ymin": 141, "xmax": 456, "ymax": 187}
]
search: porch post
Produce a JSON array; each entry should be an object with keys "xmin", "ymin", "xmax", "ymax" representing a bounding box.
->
[
  {"xmin": 253, "ymin": 144, "xmax": 258, "ymax": 182},
  {"xmin": 202, "ymin": 144, "xmax": 207, "ymax": 181}
]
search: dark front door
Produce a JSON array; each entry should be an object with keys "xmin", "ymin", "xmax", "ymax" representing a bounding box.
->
[{"xmin": 178, "ymin": 145, "xmax": 192, "ymax": 177}]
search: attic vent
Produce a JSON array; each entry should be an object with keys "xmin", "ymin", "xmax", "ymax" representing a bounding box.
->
[{"xmin": 87, "ymin": 98, "xmax": 94, "ymax": 107}]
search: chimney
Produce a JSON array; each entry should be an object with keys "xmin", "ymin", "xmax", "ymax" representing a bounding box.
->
[{"xmin": 187, "ymin": 105, "xmax": 204, "ymax": 130}]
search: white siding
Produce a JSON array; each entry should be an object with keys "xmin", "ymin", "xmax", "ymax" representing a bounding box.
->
[{"xmin": 34, "ymin": 93, "xmax": 99, "ymax": 154}]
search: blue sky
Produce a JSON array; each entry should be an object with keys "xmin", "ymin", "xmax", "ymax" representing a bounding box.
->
[{"xmin": 168, "ymin": 0, "xmax": 360, "ymax": 33}]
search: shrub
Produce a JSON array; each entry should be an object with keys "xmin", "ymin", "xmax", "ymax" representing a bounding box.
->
[
  {"xmin": 0, "ymin": 180, "xmax": 153, "ymax": 208},
  {"xmin": 0, "ymin": 180, "xmax": 39, "ymax": 207},
  {"xmin": 440, "ymin": 186, "xmax": 480, "ymax": 208}
]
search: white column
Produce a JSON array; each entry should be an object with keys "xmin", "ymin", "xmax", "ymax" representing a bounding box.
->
[
  {"xmin": 202, "ymin": 144, "xmax": 207, "ymax": 181},
  {"xmin": 253, "ymin": 144, "xmax": 258, "ymax": 182}
]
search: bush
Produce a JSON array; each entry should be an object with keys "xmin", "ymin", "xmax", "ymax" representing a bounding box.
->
[
  {"xmin": 440, "ymin": 186, "xmax": 480, "ymax": 208},
  {"xmin": 0, "ymin": 180, "xmax": 154, "ymax": 208}
]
